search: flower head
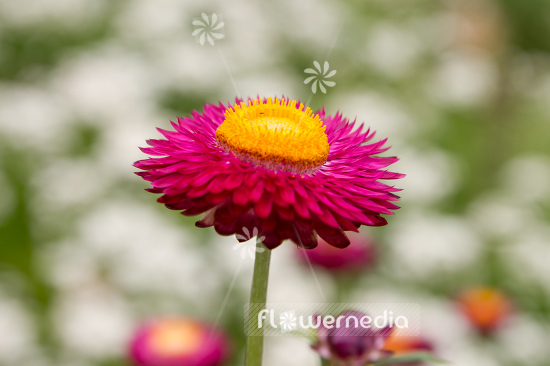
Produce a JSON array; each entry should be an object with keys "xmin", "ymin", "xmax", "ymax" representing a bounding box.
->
[
  {"xmin": 297, "ymin": 231, "xmax": 377, "ymax": 273},
  {"xmin": 135, "ymin": 97, "xmax": 403, "ymax": 249},
  {"xmin": 128, "ymin": 317, "xmax": 229, "ymax": 366},
  {"xmin": 313, "ymin": 310, "xmax": 392, "ymax": 366},
  {"xmin": 457, "ymin": 286, "xmax": 512, "ymax": 334}
]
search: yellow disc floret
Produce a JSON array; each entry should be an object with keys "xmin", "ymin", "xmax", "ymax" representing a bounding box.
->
[
  {"xmin": 216, "ymin": 97, "xmax": 329, "ymax": 173},
  {"xmin": 149, "ymin": 319, "xmax": 204, "ymax": 357}
]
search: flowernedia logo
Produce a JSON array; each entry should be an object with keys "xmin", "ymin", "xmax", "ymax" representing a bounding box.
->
[
  {"xmin": 245, "ymin": 303, "xmax": 421, "ymax": 337},
  {"xmin": 259, "ymin": 309, "xmax": 408, "ymax": 331}
]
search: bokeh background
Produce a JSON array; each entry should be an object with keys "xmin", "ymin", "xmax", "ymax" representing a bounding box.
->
[{"xmin": 1, "ymin": 0, "xmax": 550, "ymax": 365}]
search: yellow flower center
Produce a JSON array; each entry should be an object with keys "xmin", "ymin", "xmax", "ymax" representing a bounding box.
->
[
  {"xmin": 216, "ymin": 97, "xmax": 329, "ymax": 173},
  {"xmin": 149, "ymin": 319, "xmax": 205, "ymax": 358}
]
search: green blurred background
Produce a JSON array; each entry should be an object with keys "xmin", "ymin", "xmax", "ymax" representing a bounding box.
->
[{"xmin": 1, "ymin": 0, "xmax": 550, "ymax": 365}]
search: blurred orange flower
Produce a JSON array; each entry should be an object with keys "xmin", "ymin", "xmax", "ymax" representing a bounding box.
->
[{"xmin": 457, "ymin": 286, "xmax": 512, "ymax": 334}]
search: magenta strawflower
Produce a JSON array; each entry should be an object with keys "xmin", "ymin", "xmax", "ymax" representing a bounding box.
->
[{"xmin": 135, "ymin": 97, "xmax": 403, "ymax": 249}]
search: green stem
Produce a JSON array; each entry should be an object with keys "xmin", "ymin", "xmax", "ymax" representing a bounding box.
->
[{"xmin": 245, "ymin": 240, "xmax": 272, "ymax": 366}]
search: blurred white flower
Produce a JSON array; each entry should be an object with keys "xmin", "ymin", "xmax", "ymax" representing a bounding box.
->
[
  {"xmin": 0, "ymin": 295, "xmax": 37, "ymax": 364},
  {"xmin": 52, "ymin": 289, "xmax": 134, "ymax": 358},
  {"xmin": 393, "ymin": 148, "xmax": 460, "ymax": 204},
  {"xmin": 32, "ymin": 158, "xmax": 111, "ymax": 211},
  {"xmin": 500, "ymin": 155, "xmax": 550, "ymax": 203},
  {"xmin": 467, "ymin": 193, "xmax": 536, "ymax": 240},
  {"xmin": 271, "ymin": 0, "xmax": 342, "ymax": 46},
  {"xmin": 264, "ymin": 337, "xmax": 320, "ymax": 366},
  {"xmin": 96, "ymin": 108, "xmax": 165, "ymax": 177},
  {"xmin": 497, "ymin": 315, "xmax": 550, "ymax": 365},
  {"xmin": 388, "ymin": 212, "xmax": 482, "ymax": 279},
  {"xmin": 74, "ymin": 200, "xmax": 220, "ymax": 308},
  {"xmin": 231, "ymin": 73, "xmax": 298, "ymax": 102},
  {"xmin": 364, "ymin": 23, "xmax": 423, "ymax": 78},
  {"xmin": 39, "ymin": 241, "xmax": 99, "ymax": 291},
  {"xmin": 0, "ymin": 86, "xmax": 71, "ymax": 152},
  {"xmin": 115, "ymin": 0, "xmax": 188, "ymax": 40},
  {"xmin": 147, "ymin": 39, "xmax": 225, "ymax": 92},
  {"xmin": 446, "ymin": 346, "xmax": 500, "ymax": 366},
  {"xmin": 51, "ymin": 48, "xmax": 156, "ymax": 120},
  {"xmin": 329, "ymin": 92, "xmax": 413, "ymax": 143},
  {"xmin": 502, "ymin": 225, "xmax": 550, "ymax": 292},
  {"xmin": 0, "ymin": 0, "xmax": 105, "ymax": 28},
  {"xmin": 420, "ymin": 298, "xmax": 471, "ymax": 344},
  {"xmin": 428, "ymin": 51, "xmax": 497, "ymax": 106},
  {"xmin": 268, "ymin": 244, "xmax": 330, "ymax": 303},
  {"xmin": 215, "ymin": 1, "xmax": 286, "ymax": 69}
]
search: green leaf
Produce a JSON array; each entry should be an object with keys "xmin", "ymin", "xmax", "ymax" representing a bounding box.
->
[{"xmin": 373, "ymin": 352, "xmax": 446, "ymax": 365}]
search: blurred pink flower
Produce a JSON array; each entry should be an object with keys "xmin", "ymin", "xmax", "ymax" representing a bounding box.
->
[
  {"xmin": 297, "ymin": 231, "xmax": 377, "ymax": 273},
  {"xmin": 129, "ymin": 317, "xmax": 229, "ymax": 366},
  {"xmin": 135, "ymin": 97, "xmax": 402, "ymax": 250},
  {"xmin": 312, "ymin": 310, "xmax": 392, "ymax": 366}
]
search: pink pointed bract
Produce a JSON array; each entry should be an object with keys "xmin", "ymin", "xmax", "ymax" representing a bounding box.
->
[{"xmin": 135, "ymin": 97, "xmax": 403, "ymax": 249}]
